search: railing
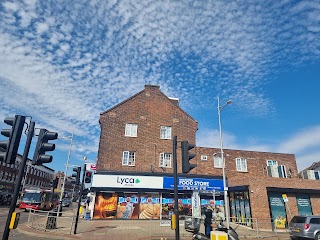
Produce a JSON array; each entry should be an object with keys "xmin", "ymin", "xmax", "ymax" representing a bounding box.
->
[
  {"xmin": 229, "ymin": 217, "xmax": 289, "ymax": 238},
  {"xmin": 27, "ymin": 209, "xmax": 75, "ymax": 235}
]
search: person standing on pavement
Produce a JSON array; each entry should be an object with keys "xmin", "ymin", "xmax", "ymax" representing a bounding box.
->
[{"xmin": 204, "ymin": 206, "xmax": 213, "ymax": 237}]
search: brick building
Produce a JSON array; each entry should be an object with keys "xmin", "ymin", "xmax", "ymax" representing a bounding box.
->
[
  {"xmin": 0, "ymin": 154, "xmax": 54, "ymax": 205},
  {"xmin": 91, "ymin": 85, "xmax": 320, "ymax": 229}
]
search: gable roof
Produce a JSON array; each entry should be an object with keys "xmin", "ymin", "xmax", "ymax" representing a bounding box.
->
[
  {"xmin": 100, "ymin": 85, "xmax": 198, "ymax": 123},
  {"xmin": 303, "ymin": 161, "xmax": 320, "ymax": 171}
]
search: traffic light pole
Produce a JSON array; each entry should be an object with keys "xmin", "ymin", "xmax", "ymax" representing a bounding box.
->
[
  {"xmin": 74, "ymin": 165, "xmax": 85, "ymax": 234},
  {"xmin": 173, "ymin": 136, "xmax": 180, "ymax": 240},
  {"xmin": 2, "ymin": 121, "xmax": 34, "ymax": 240}
]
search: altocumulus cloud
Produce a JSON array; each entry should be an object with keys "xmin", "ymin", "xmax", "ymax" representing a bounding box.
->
[{"xmin": 0, "ymin": 0, "xmax": 319, "ymax": 156}]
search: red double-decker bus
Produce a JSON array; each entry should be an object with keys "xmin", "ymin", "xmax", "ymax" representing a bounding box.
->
[{"xmin": 19, "ymin": 188, "xmax": 59, "ymax": 211}]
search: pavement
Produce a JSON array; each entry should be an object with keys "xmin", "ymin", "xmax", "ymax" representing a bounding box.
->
[{"xmin": 10, "ymin": 208, "xmax": 291, "ymax": 240}]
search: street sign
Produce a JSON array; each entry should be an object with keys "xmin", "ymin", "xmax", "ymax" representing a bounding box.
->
[{"xmin": 85, "ymin": 163, "xmax": 97, "ymax": 171}]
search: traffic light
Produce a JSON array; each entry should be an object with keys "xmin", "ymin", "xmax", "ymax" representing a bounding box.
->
[
  {"xmin": 181, "ymin": 140, "xmax": 197, "ymax": 173},
  {"xmin": 32, "ymin": 129, "xmax": 58, "ymax": 165},
  {"xmin": 52, "ymin": 178, "xmax": 59, "ymax": 188},
  {"xmin": 72, "ymin": 167, "xmax": 81, "ymax": 185},
  {"xmin": 0, "ymin": 115, "xmax": 25, "ymax": 164},
  {"xmin": 84, "ymin": 171, "xmax": 92, "ymax": 184}
]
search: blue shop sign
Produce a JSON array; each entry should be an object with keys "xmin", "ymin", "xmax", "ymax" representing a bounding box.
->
[{"xmin": 163, "ymin": 177, "xmax": 224, "ymax": 191}]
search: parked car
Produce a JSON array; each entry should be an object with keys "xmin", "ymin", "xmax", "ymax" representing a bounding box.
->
[
  {"xmin": 62, "ymin": 198, "xmax": 72, "ymax": 207},
  {"xmin": 289, "ymin": 215, "xmax": 320, "ymax": 240}
]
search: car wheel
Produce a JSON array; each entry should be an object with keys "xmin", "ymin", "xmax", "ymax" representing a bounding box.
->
[{"xmin": 315, "ymin": 233, "xmax": 320, "ymax": 240}]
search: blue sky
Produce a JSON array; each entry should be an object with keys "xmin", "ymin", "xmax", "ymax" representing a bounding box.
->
[{"xmin": 0, "ymin": 0, "xmax": 319, "ymax": 174}]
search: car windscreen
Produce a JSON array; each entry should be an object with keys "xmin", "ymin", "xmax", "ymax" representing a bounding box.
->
[
  {"xmin": 22, "ymin": 193, "xmax": 41, "ymax": 203},
  {"xmin": 291, "ymin": 216, "xmax": 307, "ymax": 223}
]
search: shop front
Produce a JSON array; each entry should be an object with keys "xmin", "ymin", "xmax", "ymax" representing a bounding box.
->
[{"xmin": 91, "ymin": 173, "xmax": 225, "ymax": 224}]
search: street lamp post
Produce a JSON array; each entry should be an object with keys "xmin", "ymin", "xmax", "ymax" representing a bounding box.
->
[
  {"xmin": 58, "ymin": 131, "xmax": 74, "ymax": 215},
  {"xmin": 217, "ymin": 96, "xmax": 233, "ymax": 230}
]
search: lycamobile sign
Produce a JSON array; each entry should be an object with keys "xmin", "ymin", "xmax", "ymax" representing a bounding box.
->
[{"xmin": 117, "ymin": 177, "xmax": 140, "ymax": 185}]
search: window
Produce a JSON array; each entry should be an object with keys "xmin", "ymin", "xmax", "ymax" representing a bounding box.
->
[
  {"xmin": 267, "ymin": 160, "xmax": 278, "ymax": 166},
  {"xmin": 160, "ymin": 126, "xmax": 172, "ymax": 139},
  {"xmin": 236, "ymin": 158, "xmax": 247, "ymax": 172},
  {"xmin": 214, "ymin": 155, "xmax": 223, "ymax": 168},
  {"xmin": 201, "ymin": 155, "xmax": 208, "ymax": 161},
  {"xmin": 125, "ymin": 123, "xmax": 138, "ymax": 137},
  {"xmin": 122, "ymin": 151, "xmax": 136, "ymax": 166},
  {"xmin": 159, "ymin": 153, "xmax": 172, "ymax": 168}
]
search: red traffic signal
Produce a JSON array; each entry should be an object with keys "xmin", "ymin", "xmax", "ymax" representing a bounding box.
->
[{"xmin": 85, "ymin": 171, "xmax": 92, "ymax": 183}]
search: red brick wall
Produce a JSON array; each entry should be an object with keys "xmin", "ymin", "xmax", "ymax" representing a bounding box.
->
[
  {"xmin": 97, "ymin": 85, "xmax": 320, "ymax": 223},
  {"xmin": 97, "ymin": 85, "xmax": 198, "ymax": 174}
]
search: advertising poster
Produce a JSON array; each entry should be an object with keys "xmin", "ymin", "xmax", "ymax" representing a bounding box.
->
[
  {"xmin": 296, "ymin": 194, "xmax": 312, "ymax": 216},
  {"xmin": 240, "ymin": 197, "xmax": 245, "ymax": 223},
  {"xmin": 139, "ymin": 193, "xmax": 161, "ymax": 219},
  {"xmin": 269, "ymin": 192, "xmax": 287, "ymax": 229},
  {"xmin": 192, "ymin": 191, "xmax": 201, "ymax": 218},
  {"xmin": 93, "ymin": 192, "xmax": 118, "ymax": 219},
  {"xmin": 235, "ymin": 199, "xmax": 240, "ymax": 222},
  {"xmin": 161, "ymin": 197, "xmax": 192, "ymax": 220},
  {"xmin": 161, "ymin": 197, "xmax": 174, "ymax": 220},
  {"xmin": 117, "ymin": 193, "xmax": 139, "ymax": 219},
  {"xmin": 230, "ymin": 192, "xmax": 236, "ymax": 222}
]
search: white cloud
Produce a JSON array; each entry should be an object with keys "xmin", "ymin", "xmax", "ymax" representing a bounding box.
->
[
  {"xmin": 0, "ymin": 0, "xmax": 319, "ymax": 160},
  {"xmin": 36, "ymin": 22, "xmax": 49, "ymax": 34},
  {"xmin": 277, "ymin": 126, "xmax": 320, "ymax": 154}
]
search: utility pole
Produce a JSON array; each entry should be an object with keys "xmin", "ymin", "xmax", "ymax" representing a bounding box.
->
[
  {"xmin": 3, "ymin": 121, "xmax": 34, "ymax": 240},
  {"xmin": 173, "ymin": 136, "xmax": 180, "ymax": 240}
]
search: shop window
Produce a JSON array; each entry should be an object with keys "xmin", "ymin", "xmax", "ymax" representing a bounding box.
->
[
  {"xmin": 236, "ymin": 158, "xmax": 247, "ymax": 172},
  {"xmin": 230, "ymin": 191, "xmax": 252, "ymax": 226},
  {"xmin": 93, "ymin": 192, "xmax": 118, "ymax": 220},
  {"xmin": 125, "ymin": 123, "xmax": 138, "ymax": 137},
  {"xmin": 139, "ymin": 193, "xmax": 160, "ymax": 220},
  {"xmin": 160, "ymin": 126, "xmax": 172, "ymax": 139},
  {"xmin": 117, "ymin": 193, "xmax": 139, "ymax": 219},
  {"xmin": 161, "ymin": 192, "xmax": 192, "ymax": 221},
  {"xmin": 214, "ymin": 155, "xmax": 223, "ymax": 168},
  {"xmin": 122, "ymin": 151, "xmax": 136, "ymax": 166},
  {"xmin": 159, "ymin": 153, "xmax": 172, "ymax": 168}
]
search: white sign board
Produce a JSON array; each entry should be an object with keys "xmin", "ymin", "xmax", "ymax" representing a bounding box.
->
[{"xmin": 92, "ymin": 174, "xmax": 164, "ymax": 189}]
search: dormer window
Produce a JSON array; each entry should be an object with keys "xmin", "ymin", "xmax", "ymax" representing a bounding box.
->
[{"xmin": 267, "ymin": 160, "xmax": 278, "ymax": 166}]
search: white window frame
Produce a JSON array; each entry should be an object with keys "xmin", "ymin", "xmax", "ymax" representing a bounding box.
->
[
  {"xmin": 201, "ymin": 155, "xmax": 208, "ymax": 161},
  {"xmin": 125, "ymin": 123, "xmax": 138, "ymax": 137},
  {"xmin": 160, "ymin": 126, "xmax": 172, "ymax": 139},
  {"xmin": 214, "ymin": 155, "xmax": 223, "ymax": 168},
  {"xmin": 122, "ymin": 151, "xmax": 136, "ymax": 166},
  {"xmin": 236, "ymin": 158, "xmax": 247, "ymax": 172},
  {"xmin": 267, "ymin": 160, "xmax": 278, "ymax": 166},
  {"xmin": 159, "ymin": 153, "xmax": 172, "ymax": 168}
]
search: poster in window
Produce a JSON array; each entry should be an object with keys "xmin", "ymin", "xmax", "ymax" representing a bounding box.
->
[
  {"xmin": 117, "ymin": 193, "xmax": 139, "ymax": 219},
  {"xmin": 161, "ymin": 197, "xmax": 174, "ymax": 220},
  {"xmin": 229, "ymin": 193, "xmax": 236, "ymax": 221},
  {"xmin": 139, "ymin": 193, "xmax": 161, "ymax": 219},
  {"xmin": 296, "ymin": 193, "xmax": 312, "ymax": 216},
  {"xmin": 269, "ymin": 192, "xmax": 287, "ymax": 229},
  {"xmin": 93, "ymin": 192, "xmax": 118, "ymax": 219}
]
